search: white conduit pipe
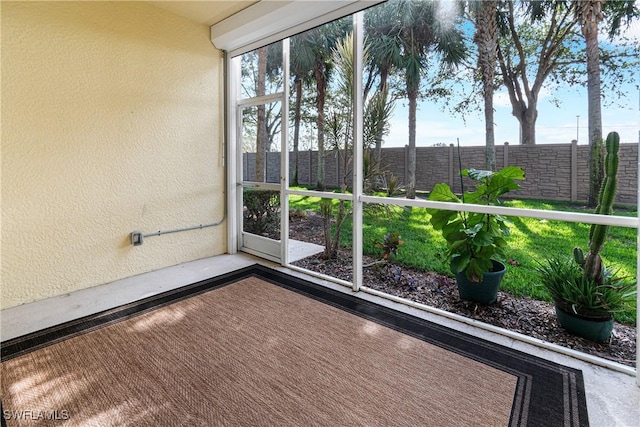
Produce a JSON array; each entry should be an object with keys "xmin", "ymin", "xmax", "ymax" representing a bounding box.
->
[
  {"xmin": 142, "ymin": 221, "xmax": 223, "ymax": 238},
  {"xmin": 130, "ymin": 51, "xmax": 228, "ymax": 247}
]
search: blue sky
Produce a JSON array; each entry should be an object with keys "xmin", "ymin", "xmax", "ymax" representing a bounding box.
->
[{"xmin": 384, "ymin": 12, "xmax": 640, "ymax": 148}]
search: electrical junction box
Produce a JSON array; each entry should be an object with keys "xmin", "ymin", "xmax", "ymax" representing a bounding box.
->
[{"xmin": 130, "ymin": 231, "xmax": 144, "ymax": 246}]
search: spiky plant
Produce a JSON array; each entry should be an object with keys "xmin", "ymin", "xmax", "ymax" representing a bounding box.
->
[
  {"xmin": 538, "ymin": 132, "xmax": 637, "ymax": 319},
  {"xmin": 580, "ymin": 131, "xmax": 620, "ymax": 283}
]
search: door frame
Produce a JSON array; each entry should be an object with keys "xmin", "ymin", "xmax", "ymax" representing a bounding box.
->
[{"xmin": 228, "ymin": 40, "xmax": 290, "ymax": 264}]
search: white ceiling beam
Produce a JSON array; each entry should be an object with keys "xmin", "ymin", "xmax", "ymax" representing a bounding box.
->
[{"xmin": 210, "ymin": 0, "xmax": 383, "ymax": 56}]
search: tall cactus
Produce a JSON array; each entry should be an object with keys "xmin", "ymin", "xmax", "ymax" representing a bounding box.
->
[{"xmin": 582, "ymin": 131, "xmax": 620, "ymax": 282}]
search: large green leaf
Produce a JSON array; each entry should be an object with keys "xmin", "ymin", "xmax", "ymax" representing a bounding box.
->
[
  {"xmin": 485, "ymin": 167, "xmax": 525, "ymax": 199},
  {"xmin": 463, "ymin": 190, "xmax": 483, "ymax": 204},
  {"xmin": 465, "ymin": 258, "xmax": 485, "ymax": 282},
  {"xmin": 451, "ymin": 252, "xmax": 471, "ymax": 273},
  {"xmin": 442, "ymin": 219, "xmax": 464, "ymax": 235},
  {"xmin": 471, "ymin": 230, "xmax": 493, "ymax": 246},
  {"xmin": 498, "ymin": 220, "xmax": 511, "ymax": 236},
  {"xmin": 463, "ymin": 222, "xmax": 483, "ymax": 236},
  {"xmin": 445, "ymin": 229, "xmax": 466, "ymax": 245},
  {"xmin": 428, "ymin": 183, "xmax": 461, "ymax": 203},
  {"xmin": 429, "ymin": 209, "xmax": 458, "ymax": 230},
  {"xmin": 486, "ymin": 175, "xmax": 521, "ymax": 198},
  {"xmin": 464, "ymin": 168, "xmax": 493, "ymax": 181},
  {"xmin": 463, "ymin": 166, "xmax": 525, "ymax": 203},
  {"xmin": 496, "ymin": 166, "xmax": 526, "ymax": 181}
]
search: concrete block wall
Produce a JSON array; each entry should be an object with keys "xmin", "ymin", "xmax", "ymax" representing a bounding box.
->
[{"xmin": 243, "ymin": 142, "xmax": 638, "ymax": 204}]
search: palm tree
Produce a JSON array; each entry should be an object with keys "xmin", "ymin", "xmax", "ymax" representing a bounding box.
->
[
  {"xmin": 318, "ymin": 32, "xmax": 396, "ymax": 258},
  {"xmin": 242, "ymin": 42, "xmax": 284, "ymax": 181},
  {"xmin": 296, "ymin": 20, "xmax": 349, "ymax": 190},
  {"xmin": 471, "ymin": 0, "xmax": 499, "ymax": 171},
  {"xmin": 576, "ymin": 0, "xmax": 604, "ymax": 207},
  {"xmin": 289, "ymin": 35, "xmax": 315, "ymax": 186},
  {"xmin": 255, "ymin": 46, "xmax": 268, "ymax": 182},
  {"xmin": 574, "ymin": 0, "xmax": 639, "ymax": 206},
  {"xmin": 364, "ymin": 4, "xmax": 403, "ymax": 162},
  {"xmin": 394, "ymin": 0, "xmax": 465, "ymax": 198}
]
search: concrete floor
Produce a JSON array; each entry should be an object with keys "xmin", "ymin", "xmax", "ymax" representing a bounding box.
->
[
  {"xmin": 288, "ymin": 238, "xmax": 325, "ymax": 262},
  {"xmin": 2, "ymin": 253, "xmax": 638, "ymax": 426}
]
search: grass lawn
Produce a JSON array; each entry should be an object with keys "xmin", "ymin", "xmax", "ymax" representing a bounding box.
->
[{"xmin": 289, "ymin": 194, "xmax": 637, "ymax": 324}]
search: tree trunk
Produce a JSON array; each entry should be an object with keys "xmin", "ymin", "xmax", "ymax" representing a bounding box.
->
[
  {"xmin": 292, "ymin": 77, "xmax": 303, "ymax": 186},
  {"xmin": 475, "ymin": 0, "xmax": 498, "ymax": 170},
  {"xmin": 321, "ymin": 200, "xmax": 333, "ymax": 258},
  {"xmin": 256, "ymin": 46, "xmax": 268, "ymax": 182},
  {"xmin": 314, "ymin": 66, "xmax": 326, "ymax": 191},
  {"xmin": 331, "ymin": 200, "xmax": 347, "ymax": 257},
  {"xmin": 406, "ymin": 87, "xmax": 417, "ymax": 199},
  {"xmin": 374, "ymin": 72, "xmax": 389, "ymax": 163},
  {"xmin": 496, "ymin": 3, "xmax": 577, "ymax": 147},
  {"xmin": 515, "ymin": 105, "xmax": 538, "ymax": 146},
  {"xmin": 582, "ymin": 1, "xmax": 604, "ymax": 207},
  {"xmin": 484, "ymin": 93, "xmax": 496, "ymax": 169}
]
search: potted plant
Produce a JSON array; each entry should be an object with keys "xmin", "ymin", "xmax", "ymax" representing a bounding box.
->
[
  {"xmin": 536, "ymin": 253, "xmax": 636, "ymax": 342},
  {"xmin": 428, "ymin": 166, "xmax": 525, "ymax": 304},
  {"xmin": 536, "ymin": 132, "xmax": 636, "ymax": 341}
]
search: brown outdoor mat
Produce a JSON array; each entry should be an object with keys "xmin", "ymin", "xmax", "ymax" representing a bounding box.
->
[{"xmin": 1, "ymin": 264, "xmax": 588, "ymax": 426}]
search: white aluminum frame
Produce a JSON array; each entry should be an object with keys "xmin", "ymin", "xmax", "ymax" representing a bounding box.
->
[
  {"xmin": 281, "ymin": 38, "xmax": 291, "ymax": 265},
  {"xmin": 226, "ymin": 53, "xmax": 239, "ymax": 255},
  {"xmin": 359, "ymin": 195, "xmax": 637, "ymax": 228},
  {"xmin": 352, "ymin": 12, "xmax": 364, "ymax": 292},
  {"xmin": 233, "ymin": 42, "xmax": 288, "ymax": 262}
]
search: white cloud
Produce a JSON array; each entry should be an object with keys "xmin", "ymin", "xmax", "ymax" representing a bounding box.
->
[
  {"xmin": 493, "ymin": 91, "xmax": 512, "ymax": 108},
  {"xmin": 536, "ymin": 122, "xmax": 578, "ymax": 145},
  {"xmin": 627, "ymin": 0, "xmax": 640, "ymax": 40},
  {"xmin": 626, "ymin": 20, "xmax": 640, "ymax": 41},
  {"xmin": 386, "ymin": 112, "xmax": 492, "ymax": 147},
  {"xmin": 607, "ymin": 1, "xmax": 640, "ymax": 43},
  {"xmin": 494, "ymin": 85, "xmax": 556, "ymax": 109}
]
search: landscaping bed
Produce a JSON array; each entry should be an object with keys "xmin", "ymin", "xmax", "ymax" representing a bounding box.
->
[{"xmin": 289, "ymin": 211, "xmax": 637, "ymax": 368}]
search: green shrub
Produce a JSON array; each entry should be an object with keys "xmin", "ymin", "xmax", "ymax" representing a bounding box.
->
[{"xmin": 243, "ymin": 189, "xmax": 280, "ymax": 237}]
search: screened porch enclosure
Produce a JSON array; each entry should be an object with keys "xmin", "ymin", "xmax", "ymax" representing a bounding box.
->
[
  {"xmin": 1, "ymin": 1, "xmax": 638, "ymax": 424},
  {"xmin": 215, "ymin": 0, "xmax": 639, "ymax": 382}
]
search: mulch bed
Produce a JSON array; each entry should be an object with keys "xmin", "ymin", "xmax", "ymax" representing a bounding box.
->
[{"xmin": 289, "ymin": 211, "xmax": 637, "ymax": 368}]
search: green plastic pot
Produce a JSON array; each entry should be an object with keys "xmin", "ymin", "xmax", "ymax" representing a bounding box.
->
[
  {"xmin": 455, "ymin": 260, "xmax": 506, "ymax": 305},
  {"xmin": 554, "ymin": 305, "xmax": 614, "ymax": 342}
]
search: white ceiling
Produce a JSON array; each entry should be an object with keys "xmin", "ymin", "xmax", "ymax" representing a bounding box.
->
[
  {"xmin": 146, "ymin": 1, "xmax": 258, "ymax": 26},
  {"xmin": 148, "ymin": 1, "xmax": 383, "ymax": 55}
]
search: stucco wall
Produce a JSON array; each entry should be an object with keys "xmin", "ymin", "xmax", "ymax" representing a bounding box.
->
[{"xmin": 1, "ymin": 2, "xmax": 226, "ymax": 309}]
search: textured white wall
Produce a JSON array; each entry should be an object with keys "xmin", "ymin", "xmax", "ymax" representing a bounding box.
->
[{"xmin": 1, "ymin": 1, "xmax": 226, "ymax": 309}]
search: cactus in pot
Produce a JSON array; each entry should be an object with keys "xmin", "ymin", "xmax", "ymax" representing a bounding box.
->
[
  {"xmin": 580, "ymin": 131, "xmax": 619, "ymax": 283},
  {"xmin": 536, "ymin": 132, "xmax": 636, "ymax": 341}
]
